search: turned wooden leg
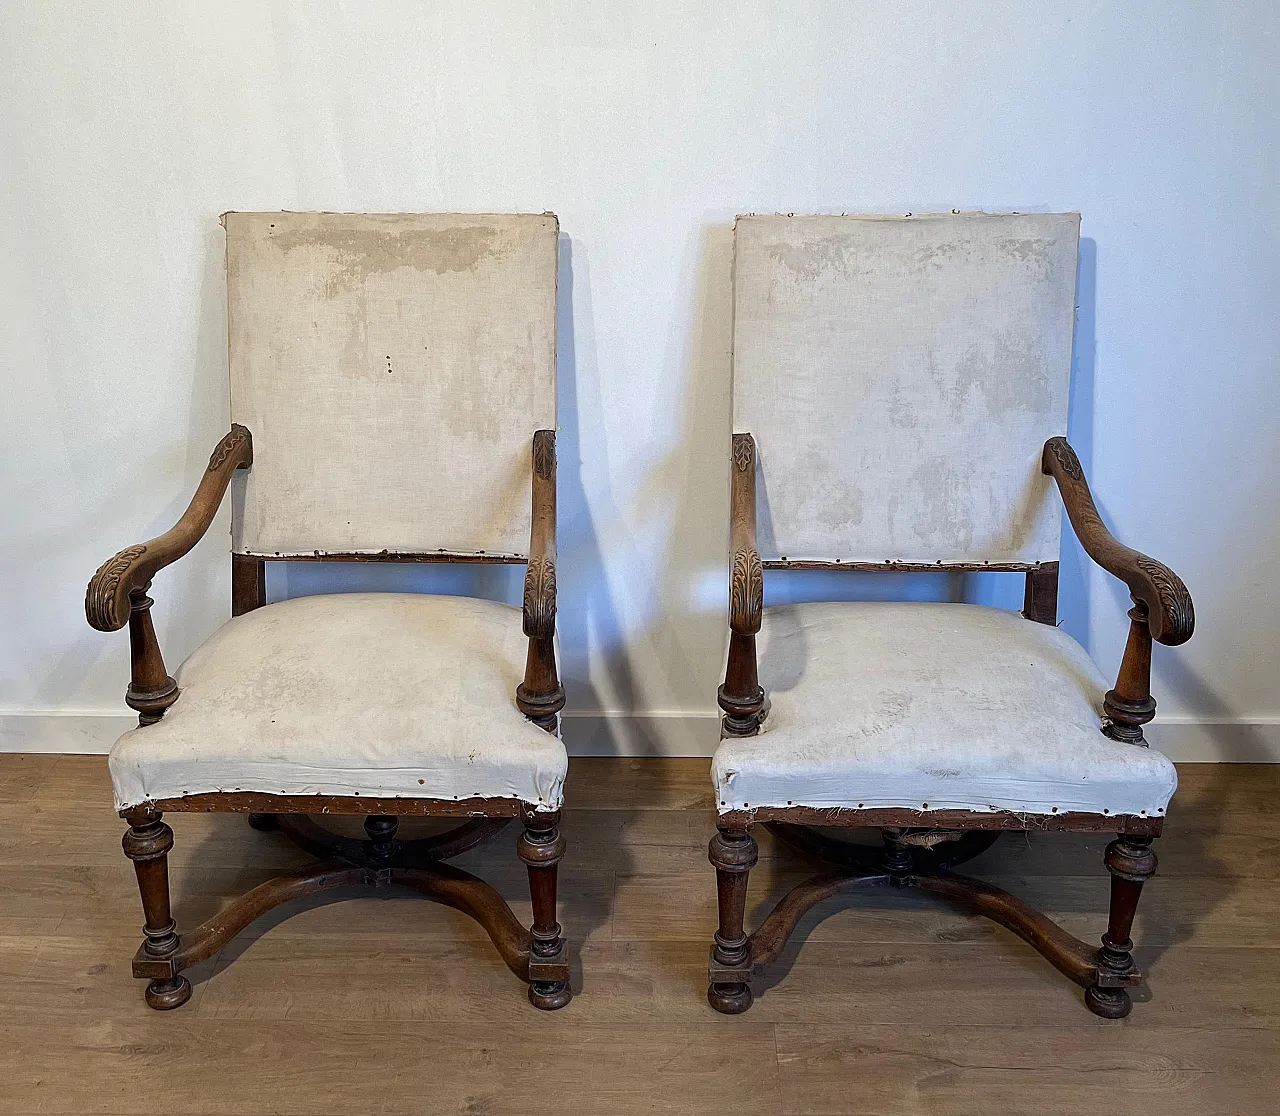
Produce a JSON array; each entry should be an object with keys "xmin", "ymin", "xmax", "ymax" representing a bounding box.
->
[
  {"xmin": 364, "ymin": 815, "xmax": 399, "ymax": 890},
  {"xmin": 1086, "ymin": 836, "xmax": 1157, "ymax": 1019},
  {"xmin": 881, "ymin": 828, "xmax": 915, "ymax": 884},
  {"xmin": 364, "ymin": 815, "xmax": 399, "ymax": 860},
  {"xmin": 122, "ymin": 808, "xmax": 191, "ymax": 1010},
  {"xmin": 708, "ymin": 825, "xmax": 758, "ymax": 1013},
  {"xmin": 518, "ymin": 810, "xmax": 571, "ymax": 1010}
]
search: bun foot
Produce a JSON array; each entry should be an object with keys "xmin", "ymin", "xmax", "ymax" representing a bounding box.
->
[
  {"xmin": 708, "ymin": 981, "xmax": 753, "ymax": 1014},
  {"xmin": 247, "ymin": 813, "xmax": 279, "ymax": 831},
  {"xmin": 528, "ymin": 980, "xmax": 572, "ymax": 1011},
  {"xmin": 1085, "ymin": 983, "xmax": 1131, "ymax": 1019},
  {"xmin": 144, "ymin": 975, "xmax": 192, "ymax": 1010}
]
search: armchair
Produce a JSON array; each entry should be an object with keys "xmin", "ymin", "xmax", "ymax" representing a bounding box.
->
[
  {"xmin": 86, "ymin": 212, "xmax": 570, "ymax": 1011},
  {"xmin": 708, "ymin": 212, "xmax": 1194, "ymax": 1020}
]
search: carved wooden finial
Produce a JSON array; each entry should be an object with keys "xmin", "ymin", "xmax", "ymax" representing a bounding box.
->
[
  {"xmin": 207, "ymin": 424, "xmax": 253, "ymax": 473},
  {"xmin": 1043, "ymin": 436, "xmax": 1084, "ymax": 482},
  {"xmin": 532, "ymin": 429, "xmax": 555, "ymax": 481}
]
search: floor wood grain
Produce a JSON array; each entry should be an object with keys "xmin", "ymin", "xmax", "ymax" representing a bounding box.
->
[{"xmin": 1, "ymin": 756, "xmax": 1276, "ymax": 1114}]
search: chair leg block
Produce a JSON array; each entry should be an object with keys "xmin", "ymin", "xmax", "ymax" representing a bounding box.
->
[
  {"xmin": 527, "ymin": 941, "xmax": 569, "ymax": 984},
  {"xmin": 709, "ymin": 948, "xmax": 753, "ymax": 1012}
]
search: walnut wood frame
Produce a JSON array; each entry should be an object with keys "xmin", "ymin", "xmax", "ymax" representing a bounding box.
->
[
  {"xmin": 88, "ymin": 427, "xmax": 570, "ymax": 1011},
  {"xmin": 711, "ymin": 432, "xmax": 1192, "ymax": 1019}
]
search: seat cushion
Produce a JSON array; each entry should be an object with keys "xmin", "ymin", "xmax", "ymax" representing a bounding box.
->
[
  {"xmin": 712, "ymin": 602, "xmax": 1177, "ymax": 818},
  {"xmin": 109, "ymin": 593, "xmax": 567, "ymax": 812}
]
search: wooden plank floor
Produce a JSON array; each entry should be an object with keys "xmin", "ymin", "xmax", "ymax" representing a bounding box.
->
[{"xmin": 1, "ymin": 755, "xmax": 1277, "ymax": 1115}]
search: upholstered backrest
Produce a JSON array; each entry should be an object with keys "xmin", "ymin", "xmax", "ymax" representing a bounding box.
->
[
  {"xmin": 732, "ymin": 212, "xmax": 1079, "ymax": 565},
  {"xmin": 224, "ymin": 212, "xmax": 557, "ymax": 557}
]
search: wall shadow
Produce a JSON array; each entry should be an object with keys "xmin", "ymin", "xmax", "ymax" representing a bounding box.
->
[
  {"xmin": 546, "ymin": 233, "xmax": 640, "ymax": 987},
  {"xmin": 553, "ymin": 235, "xmax": 641, "ymax": 725},
  {"xmin": 1058, "ymin": 235, "xmax": 1097, "ymax": 649}
]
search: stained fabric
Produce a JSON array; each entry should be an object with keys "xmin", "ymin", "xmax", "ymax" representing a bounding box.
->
[
  {"xmin": 224, "ymin": 212, "xmax": 558, "ymax": 557},
  {"xmin": 110, "ymin": 593, "xmax": 567, "ymax": 811},
  {"xmin": 732, "ymin": 212, "xmax": 1079, "ymax": 565},
  {"xmin": 713, "ymin": 603, "xmax": 1177, "ymax": 818}
]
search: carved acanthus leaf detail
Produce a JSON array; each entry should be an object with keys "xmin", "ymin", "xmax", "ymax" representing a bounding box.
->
[
  {"xmin": 523, "ymin": 556, "xmax": 557, "ymax": 639},
  {"xmin": 86, "ymin": 545, "xmax": 147, "ymax": 632},
  {"xmin": 729, "ymin": 547, "xmax": 763, "ymax": 634},
  {"xmin": 208, "ymin": 424, "xmax": 252, "ymax": 473},
  {"xmin": 532, "ymin": 429, "xmax": 555, "ymax": 481},
  {"xmin": 1044, "ymin": 436, "xmax": 1084, "ymax": 483},
  {"xmin": 732, "ymin": 433, "xmax": 755, "ymax": 474},
  {"xmin": 1135, "ymin": 554, "xmax": 1195, "ymax": 646}
]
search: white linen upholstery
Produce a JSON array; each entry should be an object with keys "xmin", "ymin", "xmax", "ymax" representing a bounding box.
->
[
  {"xmin": 713, "ymin": 603, "xmax": 1177, "ymax": 818},
  {"xmin": 732, "ymin": 213, "xmax": 1079, "ymax": 565},
  {"xmin": 109, "ymin": 593, "xmax": 566, "ymax": 812},
  {"xmin": 224, "ymin": 212, "xmax": 558, "ymax": 558}
]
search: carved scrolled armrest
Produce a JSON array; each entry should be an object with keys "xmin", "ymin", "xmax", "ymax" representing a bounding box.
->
[
  {"xmin": 86, "ymin": 425, "xmax": 254, "ymax": 631},
  {"xmin": 1042, "ymin": 437, "xmax": 1193, "ymax": 646},
  {"xmin": 517, "ymin": 429, "xmax": 563, "ymax": 731},
  {"xmin": 86, "ymin": 425, "xmax": 253, "ymax": 726}
]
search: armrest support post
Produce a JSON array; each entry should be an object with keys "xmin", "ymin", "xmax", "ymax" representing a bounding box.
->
[
  {"xmin": 1103, "ymin": 599, "xmax": 1157, "ymax": 744},
  {"xmin": 517, "ymin": 430, "xmax": 565, "ymax": 733},
  {"xmin": 719, "ymin": 434, "xmax": 765, "ymax": 737},
  {"xmin": 86, "ymin": 425, "xmax": 254, "ymax": 724},
  {"xmin": 126, "ymin": 588, "xmax": 179, "ymax": 725}
]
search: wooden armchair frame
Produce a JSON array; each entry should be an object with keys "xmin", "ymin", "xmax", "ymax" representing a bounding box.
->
[
  {"xmin": 710, "ymin": 432, "xmax": 1193, "ymax": 1019},
  {"xmin": 87, "ymin": 426, "xmax": 570, "ymax": 1011}
]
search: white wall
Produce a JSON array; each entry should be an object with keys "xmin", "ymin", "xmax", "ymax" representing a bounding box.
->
[{"xmin": 2, "ymin": 1, "xmax": 1277, "ymax": 758}]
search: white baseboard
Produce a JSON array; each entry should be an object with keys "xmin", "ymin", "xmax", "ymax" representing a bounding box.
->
[
  {"xmin": 2, "ymin": 710, "xmax": 1279, "ymax": 762},
  {"xmin": 1144, "ymin": 718, "xmax": 1280, "ymax": 763},
  {"xmin": 0, "ymin": 712, "xmax": 137, "ymax": 753}
]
